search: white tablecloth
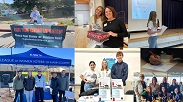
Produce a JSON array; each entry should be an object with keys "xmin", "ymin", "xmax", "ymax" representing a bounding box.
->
[{"xmin": 77, "ymin": 95, "xmax": 133, "ymax": 102}]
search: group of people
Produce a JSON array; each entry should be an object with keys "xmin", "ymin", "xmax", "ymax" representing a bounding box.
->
[
  {"xmin": 13, "ymin": 70, "xmax": 69, "ymax": 102},
  {"xmin": 135, "ymin": 74, "xmax": 183, "ymax": 102},
  {"xmin": 79, "ymin": 51, "xmax": 128, "ymax": 93},
  {"xmin": 88, "ymin": 6, "xmax": 128, "ymax": 48}
]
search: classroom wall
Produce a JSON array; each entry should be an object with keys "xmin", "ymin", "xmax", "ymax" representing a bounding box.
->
[{"xmin": 75, "ymin": 48, "xmax": 140, "ymax": 92}]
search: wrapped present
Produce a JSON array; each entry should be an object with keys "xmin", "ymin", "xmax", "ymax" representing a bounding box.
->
[{"xmin": 87, "ymin": 30, "xmax": 109, "ymax": 42}]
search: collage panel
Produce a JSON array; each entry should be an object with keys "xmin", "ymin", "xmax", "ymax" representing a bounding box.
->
[
  {"xmin": 75, "ymin": 48, "xmax": 140, "ymax": 101},
  {"xmin": 129, "ymin": 0, "xmax": 183, "ymax": 48},
  {"xmin": 75, "ymin": 0, "xmax": 128, "ymax": 48},
  {"xmin": 134, "ymin": 48, "xmax": 183, "ymax": 102},
  {"xmin": 0, "ymin": 0, "xmax": 74, "ymax": 48},
  {"xmin": 0, "ymin": 48, "xmax": 75, "ymax": 102}
]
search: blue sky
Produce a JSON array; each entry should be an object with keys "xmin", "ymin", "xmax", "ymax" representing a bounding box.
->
[
  {"xmin": 0, "ymin": 0, "xmax": 13, "ymax": 4},
  {"xmin": 0, "ymin": 48, "xmax": 75, "ymax": 65}
]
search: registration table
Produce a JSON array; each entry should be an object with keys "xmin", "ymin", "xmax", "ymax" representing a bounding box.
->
[
  {"xmin": 77, "ymin": 95, "xmax": 133, "ymax": 102},
  {"xmin": 10, "ymin": 22, "xmax": 67, "ymax": 48}
]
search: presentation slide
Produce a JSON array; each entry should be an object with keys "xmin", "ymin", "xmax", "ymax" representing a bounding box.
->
[
  {"xmin": 128, "ymin": 0, "xmax": 162, "ymax": 31},
  {"xmin": 132, "ymin": 0, "xmax": 156, "ymax": 19}
]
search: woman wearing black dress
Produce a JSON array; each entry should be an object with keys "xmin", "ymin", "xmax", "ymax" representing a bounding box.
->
[{"xmin": 102, "ymin": 6, "xmax": 128, "ymax": 48}]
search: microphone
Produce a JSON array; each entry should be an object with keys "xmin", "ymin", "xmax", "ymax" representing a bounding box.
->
[{"xmin": 157, "ymin": 19, "xmax": 160, "ymax": 30}]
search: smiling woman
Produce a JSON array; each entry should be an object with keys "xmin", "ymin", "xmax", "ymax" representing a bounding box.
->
[{"xmin": 102, "ymin": 6, "xmax": 128, "ymax": 48}]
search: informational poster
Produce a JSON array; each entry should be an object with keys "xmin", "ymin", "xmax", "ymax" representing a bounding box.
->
[
  {"xmin": 103, "ymin": 58, "xmax": 116, "ymax": 69},
  {"xmin": 111, "ymin": 79, "xmax": 124, "ymax": 101},
  {"xmin": 10, "ymin": 25, "xmax": 67, "ymax": 48},
  {"xmin": 99, "ymin": 77, "xmax": 111, "ymax": 100}
]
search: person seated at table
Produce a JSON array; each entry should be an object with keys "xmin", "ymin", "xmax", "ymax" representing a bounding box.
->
[
  {"xmin": 58, "ymin": 70, "xmax": 69, "ymax": 102},
  {"xmin": 170, "ymin": 88, "xmax": 182, "ymax": 101},
  {"xmin": 141, "ymin": 86, "xmax": 153, "ymax": 101},
  {"xmin": 80, "ymin": 61, "xmax": 98, "ymax": 92},
  {"xmin": 158, "ymin": 86, "xmax": 169, "ymax": 102},
  {"xmin": 102, "ymin": 6, "xmax": 128, "ymax": 48},
  {"xmin": 13, "ymin": 71, "xmax": 24, "ymax": 102},
  {"xmin": 50, "ymin": 72, "xmax": 60, "ymax": 102},
  {"xmin": 30, "ymin": 6, "xmax": 40, "ymax": 24},
  {"xmin": 35, "ymin": 70, "xmax": 46, "ymax": 102},
  {"xmin": 141, "ymin": 48, "xmax": 183, "ymax": 65},
  {"xmin": 24, "ymin": 71, "xmax": 35, "ymax": 102},
  {"xmin": 88, "ymin": 6, "xmax": 105, "ymax": 31}
]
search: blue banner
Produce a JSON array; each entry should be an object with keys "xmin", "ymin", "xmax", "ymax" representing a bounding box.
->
[
  {"xmin": 0, "ymin": 48, "xmax": 71, "ymax": 66},
  {"xmin": 10, "ymin": 25, "xmax": 67, "ymax": 48}
]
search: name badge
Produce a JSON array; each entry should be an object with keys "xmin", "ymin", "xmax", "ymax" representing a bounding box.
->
[{"xmin": 104, "ymin": 23, "xmax": 107, "ymax": 27}]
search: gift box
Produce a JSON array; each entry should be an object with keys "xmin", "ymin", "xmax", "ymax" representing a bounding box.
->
[{"xmin": 87, "ymin": 30, "xmax": 109, "ymax": 42}]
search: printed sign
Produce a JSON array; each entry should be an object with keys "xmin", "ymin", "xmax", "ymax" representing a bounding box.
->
[
  {"xmin": 10, "ymin": 25, "xmax": 67, "ymax": 48},
  {"xmin": 111, "ymin": 79, "xmax": 124, "ymax": 101}
]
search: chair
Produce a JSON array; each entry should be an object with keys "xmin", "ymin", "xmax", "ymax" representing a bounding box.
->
[
  {"xmin": 65, "ymin": 91, "xmax": 75, "ymax": 102},
  {"xmin": 8, "ymin": 83, "xmax": 14, "ymax": 98}
]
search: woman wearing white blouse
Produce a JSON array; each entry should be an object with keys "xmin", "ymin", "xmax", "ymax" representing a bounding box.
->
[
  {"xmin": 98, "ymin": 60, "xmax": 111, "ymax": 78},
  {"xmin": 88, "ymin": 6, "xmax": 105, "ymax": 31}
]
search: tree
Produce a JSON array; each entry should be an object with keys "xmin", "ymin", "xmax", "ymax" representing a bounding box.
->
[{"xmin": 12, "ymin": 0, "xmax": 45, "ymax": 13}]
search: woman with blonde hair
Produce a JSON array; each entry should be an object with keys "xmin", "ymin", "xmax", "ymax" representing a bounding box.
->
[
  {"xmin": 88, "ymin": 6, "xmax": 105, "ymax": 31},
  {"xmin": 98, "ymin": 60, "xmax": 111, "ymax": 78},
  {"xmin": 147, "ymin": 11, "xmax": 162, "ymax": 48}
]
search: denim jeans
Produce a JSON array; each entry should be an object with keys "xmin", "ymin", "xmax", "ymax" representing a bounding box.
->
[
  {"xmin": 24, "ymin": 90, "xmax": 33, "ymax": 102},
  {"xmin": 14, "ymin": 88, "xmax": 24, "ymax": 102},
  {"xmin": 148, "ymin": 36, "xmax": 158, "ymax": 48},
  {"xmin": 84, "ymin": 82, "xmax": 95, "ymax": 92}
]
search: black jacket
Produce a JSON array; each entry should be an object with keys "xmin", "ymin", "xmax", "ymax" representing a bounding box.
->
[
  {"xmin": 50, "ymin": 77, "xmax": 60, "ymax": 95},
  {"xmin": 111, "ymin": 61, "xmax": 128, "ymax": 86},
  {"xmin": 24, "ymin": 76, "xmax": 35, "ymax": 91}
]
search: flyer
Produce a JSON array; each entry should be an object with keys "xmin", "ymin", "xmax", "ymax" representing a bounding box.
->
[
  {"xmin": 98, "ymin": 77, "xmax": 111, "ymax": 100},
  {"xmin": 111, "ymin": 79, "xmax": 125, "ymax": 101}
]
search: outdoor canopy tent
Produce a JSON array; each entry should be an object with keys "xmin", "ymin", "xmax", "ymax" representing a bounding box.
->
[
  {"xmin": 0, "ymin": 48, "xmax": 73, "ymax": 84},
  {"xmin": 0, "ymin": 48, "xmax": 74, "ymax": 101},
  {"xmin": 0, "ymin": 48, "xmax": 71, "ymax": 66}
]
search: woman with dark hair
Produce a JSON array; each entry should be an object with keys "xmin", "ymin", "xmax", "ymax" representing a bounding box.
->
[
  {"xmin": 149, "ymin": 77, "xmax": 160, "ymax": 99},
  {"xmin": 13, "ymin": 71, "xmax": 24, "ymax": 102},
  {"xmin": 24, "ymin": 71, "xmax": 35, "ymax": 102},
  {"xmin": 80, "ymin": 61, "xmax": 98, "ymax": 92},
  {"xmin": 98, "ymin": 60, "xmax": 111, "ymax": 78},
  {"xmin": 158, "ymin": 86, "xmax": 169, "ymax": 102},
  {"xmin": 88, "ymin": 6, "xmax": 105, "ymax": 31},
  {"xmin": 170, "ymin": 88, "xmax": 182, "ymax": 102},
  {"xmin": 141, "ymin": 86, "xmax": 153, "ymax": 101},
  {"xmin": 102, "ymin": 6, "xmax": 128, "ymax": 48}
]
